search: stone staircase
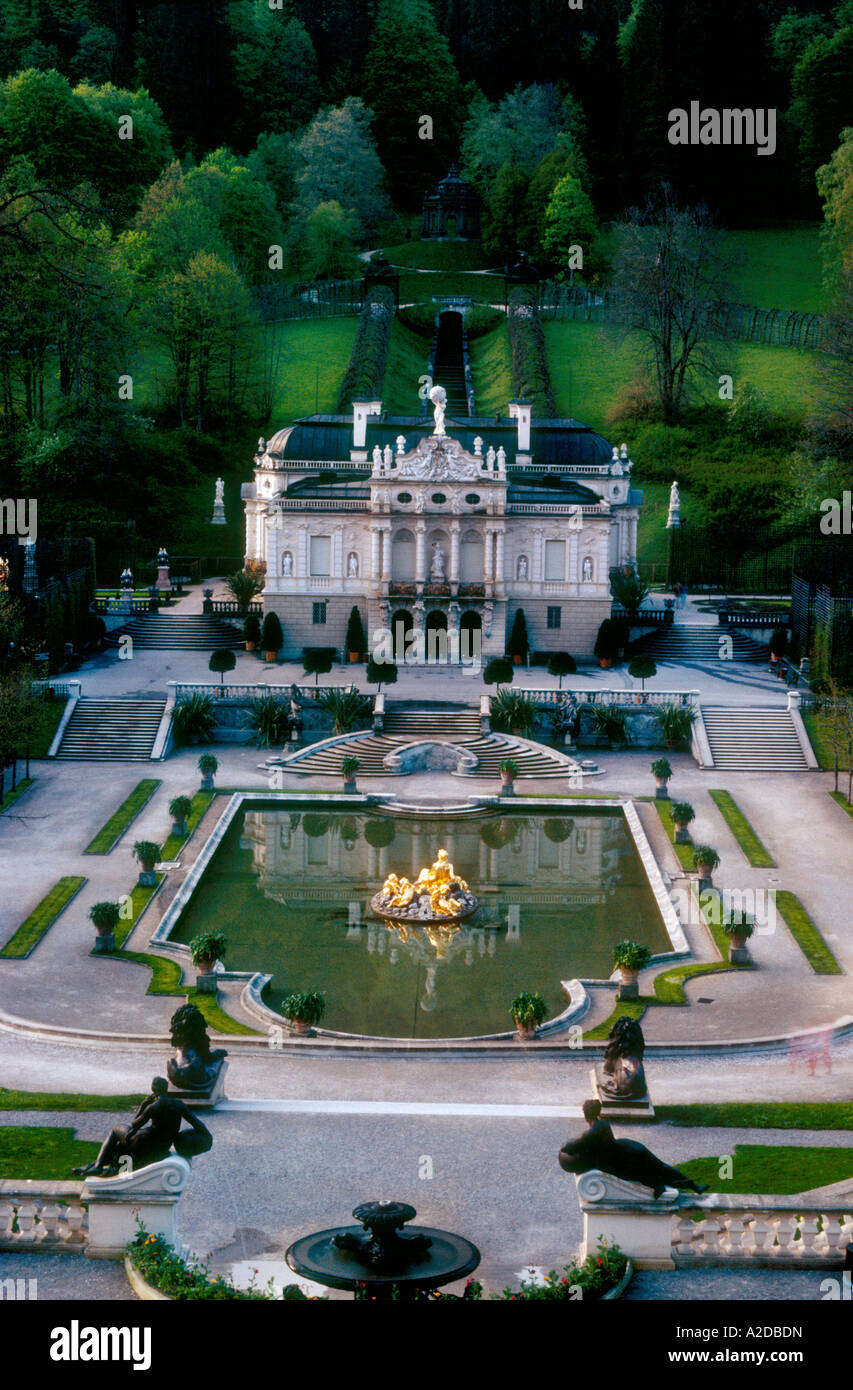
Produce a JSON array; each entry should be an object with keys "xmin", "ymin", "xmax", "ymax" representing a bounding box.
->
[
  {"xmin": 54, "ymin": 698, "xmax": 167, "ymax": 761},
  {"xmin": 108, "ymin": 613, "xmax": 243, "ymax": 651},
  {"xmin": 630, "ymin": 627, "xmax": 768, "ymax": 663},
  {"xmin": 700, "ymin": 706, "xmax": 810, "ymax": 771},
  {"xmin": 276, "ymin": 731, "xmax": 573, "ymax": 779},
  {"xmin": 381, "ymin": 707, "xmax": 481, "ymax": 738}
]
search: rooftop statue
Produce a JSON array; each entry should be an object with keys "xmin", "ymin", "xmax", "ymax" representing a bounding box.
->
[{"xmin": 429, "ymin": 384, "xmax": 447, "ymax": 437}]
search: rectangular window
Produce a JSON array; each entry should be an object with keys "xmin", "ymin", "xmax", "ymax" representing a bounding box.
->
[
  {"xmin": 313, "ymin": 602, "xmax": 327, "ymax": 625},
  {"xmin": 547, "ymin": 606, "xmax": 561, "ymax": 630},
  {"xmin": 310, "ymin": 535, "xmax": 331, "ymax": 576},
  {"xmin": 544, "ymin": 539, "xmax": 565, "ymax": 581}
]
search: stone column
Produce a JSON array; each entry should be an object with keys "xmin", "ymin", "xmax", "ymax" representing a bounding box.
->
[
  {"xmin": 415, "ymin": 521, "xmax": 426, "ymax": 583},
  {"xmin": 495, "ymin": 529, "xmax": 505, "ymax": 589},
  {"xmin": 297, "ymin": 525, "xmax": 308, "ymax": 579},
  {"xmin": 484, "ymin": 528, "xmax": 494, "ymax": 583},
  {"xmin": 450, "ymin": 521, "xmax": 460, "ymax": 583},
  {"xmin": 333, "ymin": 525, "xmax": 343, "ymax": 580},
  {"xmin": 381, "ymin": 526, "xmax": 391, "ymax": 581},
  {"xmin": 371, "ymin": 527, "xmax": 381, "ymax": 581},
  {"xmin": 533, "ymin": 529, "xmax": 544, "ymax": 582}
]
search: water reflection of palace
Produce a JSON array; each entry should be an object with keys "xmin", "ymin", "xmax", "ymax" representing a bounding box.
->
[{"xmin": 240, "ymin": 811, "xmax": 627, "ymax": 935}]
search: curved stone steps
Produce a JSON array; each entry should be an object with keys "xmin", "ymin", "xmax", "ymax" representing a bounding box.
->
[{"xmin": 271, "ymin": 731, "xmax": 574, "ymax": 779}]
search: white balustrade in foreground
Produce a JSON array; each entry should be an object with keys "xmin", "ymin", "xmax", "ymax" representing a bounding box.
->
[{"xmin": 0, "ymin": 1182, "xmax": 88, "ymax": 1252}]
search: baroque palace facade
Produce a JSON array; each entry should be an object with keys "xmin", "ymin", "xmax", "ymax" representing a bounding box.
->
[{"xmin": 242, "ymin": 391, "xmax": 642, "ymax": 662}]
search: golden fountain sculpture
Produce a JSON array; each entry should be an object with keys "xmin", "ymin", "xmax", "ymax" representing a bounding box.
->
[{"xmin": 371, "ymin": 849, "xmax": 478, "ymax": 924}]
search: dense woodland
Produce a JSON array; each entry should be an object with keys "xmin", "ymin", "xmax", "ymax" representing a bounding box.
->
[{"xmin": 0, "ymin": 0, "xmax": 851, "ymax": 591}]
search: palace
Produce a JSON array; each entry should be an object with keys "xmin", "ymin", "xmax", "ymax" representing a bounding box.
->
[{"xmin": 242, "ymin": 392, "xmax": 642, "ymax": 662}]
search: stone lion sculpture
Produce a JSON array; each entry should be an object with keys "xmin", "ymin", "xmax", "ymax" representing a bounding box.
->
[
  {"xmin": 600, "ymin": 1016, "xmax": 647, "ymax": 1100},
  {"xmin": 166, "ymin": 1003, "xmax": 228, "ymax": 1093}
]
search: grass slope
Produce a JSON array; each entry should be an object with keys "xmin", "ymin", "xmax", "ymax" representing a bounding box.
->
[
  {"xmin": 658, "ymin": 1102, "xmax": 853, "ymax": 1130},
  {"xmin": 84, "ymin": 779, "xmax": 162, "ymax": 854},
  {"xmin": 265, "ymin": 317, "xmax": 359, "ymax": 425},
  {"xmin": 1, "ymin": 876, "xmax": 87, "ymax": 958},
  {"xmin": 679, "ymin": 1143, "xmax": 853, "ymax": 1194},
  {"xmin": 381, "ymin": 239, "xmax": 493, "ymax": 271},
  {"xmin": 469, "ymin": 323, "xmax": 513, "ymax": 414},
  {"xmin": 383, "ymin": 318, "xmax": 431, "ymax": 414},
  {"xmin": 727, "ymin": 226, "xmax": 827, "ymax": 312},
  {"xmin": 708, "ymin": 790, "xmax": 775, "ymax": 867},
  {"xmin": 0, "ymin": 1089, "xmax": 145, "ymax": 1111},
  {"xmin": 802, "ymin": 709, "xmax": 852, "ymax": 772},
  {"xmin": 0, "ymin": 1125, "xmax": 99, "ymax": 1180}
]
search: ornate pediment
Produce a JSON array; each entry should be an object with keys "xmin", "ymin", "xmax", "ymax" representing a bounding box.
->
[{"xmin": 393, "ymin": 433, "xmax": 485, "ymax": 483}]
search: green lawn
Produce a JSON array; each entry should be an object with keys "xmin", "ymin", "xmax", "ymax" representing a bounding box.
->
[
  {"xmin": 830, "ymin": 790, "xmax": 853, "ymax": 819},
  {"xmin": 84, "ymin": 778, "xmax": 162, "ymax": 854},
  {"xmin": 380, "ymin": 239, "xmax": 494, "ymax": 271},
  {"xmin": 0, "ymin": 776, "xmax": 35, "ymax": 813},
  {"xmin": 468, "ymin": 323, "xmax": 513, "ymax": 415},
  {"xmin": 775, "ymin": 890, "xmax": 842, "ymax": 974},
  {"xmin": 658, "ymin": 1102, "xmax": 853, "ymax": 1130},
  {"xmin": 636, "ymin": 480, "xmax": 709, "ymax": 575},
  {"xmin": 398, "ymin": 270, "xmax": 505, "ymax": 305},
  {"xmin": 30, "ymin": 698, "xmax": 66, "ymax": 757},
  {"xmin": 0, "ymin": 1125, "xmax": 99, "ymax": 1179},
  {"xmin": 1, "ymin": 876, "xmax": 87, "ymax": 958},
  {"xmin": 708, "ymin": 790, "xmax": 775, "ymax": 867},
  {"xmin": 0, "ymin": 1089, "xmax": 144, "ymax": 1111},
  {"xmin": 159, "ymin": 790, "xmax": 215, "ymax": 860},
  {"xmin": 679, "ymin": 1143, "xmax": 853, "ymax": 1194},
  {"xmin": 264, "ymin": 317, "xmax": 359, "ymax": 425},
  {"xmin": 383, "ymin": 317, "xmax": 431, "ymax": 414},
  {"xmin": 727, "ymin": 226, "xmax": 828, "ymax": 312}
]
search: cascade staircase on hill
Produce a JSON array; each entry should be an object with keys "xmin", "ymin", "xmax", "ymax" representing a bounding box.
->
[
  {"xmin": 54, "ymin": 698, "xmax": 166, "ymax": 761},
  {"xmin": 277, "ymin": 707, "xmax": 573, "ymax": 779},
  {"xmin": 431, "ymin": 312, "xmax": 469, "ymax": 416},
  {"xmin": 629, "ymin": 627, "xmax": 769, "ymax": 663},
  {"xmin": 108, "ymin": 613, "xmax": 244, "ymax": 651},
  {"xmin": 700, "ymin": 706, "xmax": 809, "ymax": 771}
]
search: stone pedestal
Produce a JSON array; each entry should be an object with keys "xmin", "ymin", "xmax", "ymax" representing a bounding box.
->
[
  {"xmin": 591, "ymin": 1066, "xmax": 655, "ymax": 1122},
  {"xmin": 575, "ymin": 1170, "xmax": 678, "ymax": 1269},
  {"xmin": 156, "ymin": 562, "xmax": 171, "ymax": 598},
  {"xmin": 729, "ymin": 944, "xmax": 751, "ymax": 964},
  {"xmin": 674, "ymin": 827, "xmax": 691, "ymax": 843},
  {"xmin": 616, "ymin": 980, "xmax": 638, "ymax": 1000},
  {"xmin": 195, "ymin": 973, "xmax": 218, "ymax": 994},
  {"xmin": 167, "ymin": 1059, "xmax": 228, "ymax": 1110},
  {"xmin": 93, "ymin": 933, "xmax": 114, "ymax": 954},
  {"xmin": 655, "ymin": 785, "xmax": 668, "ymax": 800},
  {"xmin": 84, "ymin": 1155, "xmax": 192, "ymax": 1260}
]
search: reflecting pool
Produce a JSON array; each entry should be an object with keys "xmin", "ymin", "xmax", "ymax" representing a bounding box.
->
[{"xmin": 172, "ymin": 804, "xmax": 669, "ymax": 1039}]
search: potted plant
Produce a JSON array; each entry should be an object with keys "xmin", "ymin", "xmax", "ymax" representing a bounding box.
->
[
  {"xmin": 510, "ymin": 990, "xmax": 548, "ymax": 1040},
  {"xmin": 243, "ymin": 613, "xmax": 261, "ymax": 652},
  {"xmin": 342, "ymin": 755, "xmax": 361, "ymax": 792},
  {"xmin": 89, "ymin": 900, "xmax": 120, "ymax": 954},
  {"xmin": 483, "ymin": 656, "xmax": 514, "ymax": 690},
  {"xmin": 225, "ymin": 569, "xmax": 264, "ymax": 612},
  {"xmin": 692, "ymin": 844, "xmax": 720, "ymax": 892},
  {"xmin": 190, "ymin": 929, "xmax": 227, "ymax": 976},
  {"xmin": 670, "ymin": 801, "xmax": 695, "ymax": 843},
  {"xmin": 133, "ymin": 840, "xmax": 160, "ymax": 887},
  {"xmin": 769, "ymin": 625, "xmax": 789, "ymax": 673},
  {"xmin": 303, "ymin": 647, "xmax": 334, "ymax": 691},
  {"xmin": 499, "ymin": 758, "xmax": 519, "ymax": 795},
  {"xmin": 367, "ymin": 657, "xmax": 397, "ymax": 691},
  {"xmin": 198, "ymin": 753, "xmax": 218, "ymax": 790},
  {"xmin": 345, "ymin": 606, "xmax": 367, "ymax": 663},
  {"xmin": 318, "ymin": 687, "xmax": 369, "ymax": 734},
  {"xmin": 281, "ymin": 989, "xmax": 325, "ymax": 1036},
  {"xmin": 611, "ymin": 940, "xmax": 651, "ymax": 999},
  {"xmin": 592, "ymin": 704, "xmax": 629, "ymax": 748},
  {"xmin": 169, "ymin": 795, "xmax": 193, "ymax": 838},
  {"xmin": 721, "ymin": 910, "xmax": 755, "ymax": 963},
  {"xmin": 656, "ymin": 703, "xmax": 696, "ymax": 750},
  {"xmin": 171, "ymin": 693, "xmax": 216, "ymax": 746},
  {"xmin": 651, "ymin": 757, "xmax": 672, "ymax": 799},
  {"xmin": 507, "ymin": 609, "xmax": 529, "ymax": 665},
  {"xmin": 261, "ymin": 611, "xmax": 283, "ymax": 662}
]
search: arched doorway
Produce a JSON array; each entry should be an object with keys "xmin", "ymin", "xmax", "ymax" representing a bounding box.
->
[
  {"xmin": 460, "ymin": 610, "xmax": 482, "ymax": 663},
  {"xmin": 391, "ymin": 609, "xmax": 413, "ymax": 661},
  {"xmin": 425, "ymin": 609, "xmax": 448, "ymax": 663}
]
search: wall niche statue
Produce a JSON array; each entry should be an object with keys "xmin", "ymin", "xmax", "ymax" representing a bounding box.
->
[
  {"xmin": 582, "ymin": 556, "xmax": 593, "ymax": 582},
  {"xmin": 517, "ymin": 555, "xmax": 529, "ymax": 580},
  {"xmin": 347, "ymin": 552, "xmax": 359, "ymax": 577}
]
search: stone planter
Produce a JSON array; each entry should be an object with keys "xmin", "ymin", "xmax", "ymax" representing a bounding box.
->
[
  {"xmin": 673, "ymin": 822, "xmax": 691, "ymax": 844},
  {"xmin": 171, "ymin": 819, "xmax": 188, "ymax": 838},
  {"xmin": 500, "ymin": 773, "xmax": 516, "ymax": 797},
  {"xmin": 265, "ymin": 650, "xmax": 278, "ymax": 662},
  {"xmin": 654, "ymin": 778, "xmax": 669, "ymax": 800},
  {"xmin": 696, "ymin": 873, "xmax": 714, "ymax": 893},
  {"xmin": 512, "ymin": 654, "xmax": 522, "ymax": 665},
  {"xmin": 93, "ymin": 927, "xmax": 115, "ymax": 954},
  {"xmin": 343, "ymin": 778, "xmax": 357, "ymax": 793},
  {"xmin": 598, "ymin": 658, "xmax": 612, "ymax": 669},
  {"xmin": 728, "ymin": 934, "xmax": 751, "ymax": 964},
  {"xmin": 200, "ymin": 775, "xmax": 214, "ymax": 791},
  {"xmin": 288, "ymin": 1018, "xmax": 314, "ymax": 1036},
  {"xmin": 137, "ymin": 863, "xmax": 157, "ymax": 887},
  {"xmin": 617, "ymin": 968, "xmax": 639, "ymax": 1001},
  {"xmin": 513, "ymin": 1018, "xmax": 537, "ymax": 1041}
]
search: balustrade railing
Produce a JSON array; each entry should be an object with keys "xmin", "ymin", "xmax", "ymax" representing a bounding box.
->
[
  {"xmin": 672, "ymin": 1197, "xmax": 853, "ymax": 1266},
  {"xmin": 92, "ymin": 597, "xmax": 154, "ymax": 614},
  {"xmin": 0, "ymin": 1182, "xmax": 88, "ymax": 1252},
  {"xmin": 718, "ymin": 609, "xmax": 790, "ymax": 627},
  {"xmin": 171, "ymin": 681, "xmax": 355, "ymax": 702},
  {"xmin": 208, "ymin": 600, "xmax": 262, "ymax": 617},
  {"xmin": 520, "ymin": 687, "xmax": 698, "ymax": 708}
]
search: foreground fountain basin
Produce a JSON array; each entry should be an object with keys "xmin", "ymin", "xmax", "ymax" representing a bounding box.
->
[{"xmin": 154, "ymin": 794, "xmax": 688, "ymax": 1043}]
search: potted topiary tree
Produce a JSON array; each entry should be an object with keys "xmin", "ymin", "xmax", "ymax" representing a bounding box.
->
[
  {"xmin": 594, "ymin": 618, "xmax": 620, "ymax": 669},
  {"xmin": 244, "ymin": 613, "xmax": 261, "ymax": 652},
  {"xmin": 198, "ymin": 753, "xmax": 218, "ymax": 790},
  {"xmin": 499, "ymin": 758, "xmax": 519, "ymax": 795},
  {"xmin": 628, "ymin": 654, "xmax": 657, "ymax": 699},
  {"xmin": 342, "ymin": 755, "xmax": 361, "ymax": 792},
  {"xmin": 208, "ymin": 648, "xmax": 236, "ymax": 693},
  {"xmin": 190, "ymin": 929, "xmax": 227, "ymax": 990},
  {"xmin": 548, "ymin": 652, "xmax": 576, "ymax": 689},
  {"xmin": 508, "ymin": 609, "xmax": 529, "ymax": 665},
  {"xmin": 303, "ymin": 647, "xmax": 333, "ymax": 691},
  {"xmin": 366, "ymin": 657, "xmax": 397, "ymax": 691},
  {"xmin": 671, "ymin": 801, "xmax": 695, "ymax": 843},
  {"xmin": 651, "ymin": 757, "xmax": 672, "ymax": 799},
  {"xmin": 484, "ymin": 656, "xmax": 514, "ymax": 690},
  {"xmin": 721, "ymin": 910, "xmax": 755, "ymax": 964},
  {"xmin": 612, "ymin": 940, "xmax": 652, "ymax": 999},
  {"xmin": 133, "ymin": 840, "xmax": 160, "ymax": 887},
  {"xmin": 345, "ymin": 606, "xmax": 367, "ymax": 663},
  {"xmin": 510, "ymin": 990, "xmax": 548, "ymax": 1040},
  {"xmin": 261, "ymin": 611, "xmax": 283, "ymax": 662},
  {"xmin": 89, "ymin": 900, "xmax": 121, "ymax": 954},
  {"xmin": 692, "ymin": 845, "xmax": 720, "ymax": 892},
  {"xmin": 169, "ymin": 795, "xmax": 193, "ymax": 838},
  {"xmin": 281, "ymin": 989, "xmax": 326, "ymax": 1036}
]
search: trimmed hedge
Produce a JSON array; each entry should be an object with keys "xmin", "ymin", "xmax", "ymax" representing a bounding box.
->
[
  {"xmin": 507, "ymin": 285, "xmax": 556, "ymax": 416},
  {"xmin": 337, "ymin": 284, "xmax": 396, "ymax": 410}
]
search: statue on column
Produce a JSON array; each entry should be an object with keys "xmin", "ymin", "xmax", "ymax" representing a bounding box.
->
[
  {"xmin": 666, "ymin": 480, "xmax": 681, "ymax": 529},
  {"xmin": 210, "ymin": 477, "xmax": 226, "ymax": 525}
]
